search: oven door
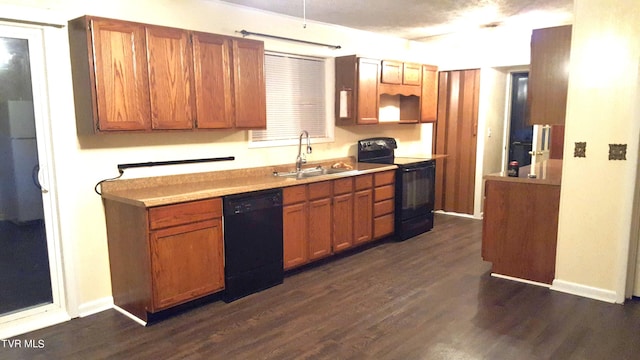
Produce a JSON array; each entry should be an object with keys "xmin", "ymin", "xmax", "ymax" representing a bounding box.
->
[{"xmin": 397, "ymin": 161, "xmax": 435, "ymax": 221}]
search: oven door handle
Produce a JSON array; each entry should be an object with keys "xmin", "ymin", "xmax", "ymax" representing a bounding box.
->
[{"xmin": 402, "ymin": 166, "xmax": 430, "ymax": 173}]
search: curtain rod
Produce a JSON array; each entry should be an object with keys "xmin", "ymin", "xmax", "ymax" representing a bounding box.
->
[
  {"xmin": 0, "ymin": 17, "xmax": 65, "ymax": 28},
  {"xmin": 237, "ymin": 30, "xmax": 341, "ymax": 49}
]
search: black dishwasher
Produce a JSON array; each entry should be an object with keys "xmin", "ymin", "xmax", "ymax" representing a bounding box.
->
[{"xmin": 223, "ymin": 189, "xmax": 283, "ymax": 302}]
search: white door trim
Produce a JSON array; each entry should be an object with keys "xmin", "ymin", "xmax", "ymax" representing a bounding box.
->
[{"xmin": 0, "ymin": 22, "xmax": 71, "ymax": 339}]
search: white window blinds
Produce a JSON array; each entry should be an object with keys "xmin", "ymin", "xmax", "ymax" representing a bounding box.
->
[{"xmin": 251, "ymin": 53, "xmax": 327, "ymax": 142}]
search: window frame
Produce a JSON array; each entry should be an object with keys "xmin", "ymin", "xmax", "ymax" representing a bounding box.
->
[{"xmin": 248, "ymin": 51, "xmax": 334, "ymax": 149}]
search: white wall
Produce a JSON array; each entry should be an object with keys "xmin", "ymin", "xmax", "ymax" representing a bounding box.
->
[
  {"xmin": 0, "ymin": 0, "xmax": 439, "ymax": 315},
  {"xmin": 552, "ymin": 0, "xmax": 640, "ymax": 303}
]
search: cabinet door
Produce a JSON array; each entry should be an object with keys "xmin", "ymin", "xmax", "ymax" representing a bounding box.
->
[
  {"xmin": 353, "ymin": 189, "xmax": 373, "ymax": 245},
  {"xmin": 308, "ymin": 198, "xmax": 332, "ymax": 260},
  {"xmin": 89, "ymin": 18, "xmax": 151, "ymax": 131},
  {"xmin": 528, "ymin": 25, "xmax": 572, "ymax": 125},
  {"xmin": 357, "ymin": 58, "xmax": 380, "ymax": 124},
  {"xmin": 149, "ymin": 219, "xmax": 224, "ymax": 311},
  {"xmin": 381, "ymin": 60, "xmax": 402, "ymax": 84},
  {"xmin": 283, "ymin": 202, "xmax": 308, "ymax": 269},
  {"xmin": 333, "ymin": 193, "xmax": 354, "ymax": 252},
  {"xmin": 192, "ymin": 32, "xmax": 233, "ymax": 129},
  {"xmin": 146, "ymin": 26, "xmax": 195, "ymax": 130},
  {"xmin": 420, "ymin": 65, "xmax": 438, "ymax": 123},
  {"xmin": 232, "ymin": 38, "xmax": 266, "ymax": 129},
  {"xmin": 403, "ymin": 63, "xmax": 422, "ymax": 86}
]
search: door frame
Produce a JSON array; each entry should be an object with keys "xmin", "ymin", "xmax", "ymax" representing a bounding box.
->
[{"xmin": 0, "ymin": 22, "xmax": 70, "ymax": 339}]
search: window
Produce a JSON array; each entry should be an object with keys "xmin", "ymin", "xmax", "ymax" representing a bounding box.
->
[{"xmin": 250, "ymin": 52, "xmax": 331, "ymax": 147}]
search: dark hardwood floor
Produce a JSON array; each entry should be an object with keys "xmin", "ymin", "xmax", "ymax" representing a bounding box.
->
[{"xmin": 3, "ymin": 214, "xmax": 640, "ymax": 359}]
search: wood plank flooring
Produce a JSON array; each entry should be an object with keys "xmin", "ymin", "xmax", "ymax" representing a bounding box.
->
[{"xmin": 3, "ymin": 214, "xmax": 640, "ymax": 359}]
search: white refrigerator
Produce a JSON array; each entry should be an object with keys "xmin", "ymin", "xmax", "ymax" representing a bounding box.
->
[{"xmin": 0, "ymin": 100, "xmax": 43, "ymax": 223}]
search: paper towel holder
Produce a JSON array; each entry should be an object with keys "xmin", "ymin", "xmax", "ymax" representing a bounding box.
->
[{"xmin": 338, "ymin": 87, "xmax": 353, "ymax": 119}]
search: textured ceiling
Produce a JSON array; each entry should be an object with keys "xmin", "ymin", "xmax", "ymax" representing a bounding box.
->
[{"xmin": 218, "ymin": 0, "xmax": 573, "ymax": 40}]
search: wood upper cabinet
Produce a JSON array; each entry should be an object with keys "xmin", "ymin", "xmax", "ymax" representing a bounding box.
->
[
  {"xmin": 232, "ymin": 38, "xmax": 266, "ymax": 129},
  {"xmin": 381, "ymin": 60, "xmax": 421, "ymax": 86},
  {"xmin": 420, "ymin": 65, "xmax": 438, "ymax": 123},
  {"xmin": 71, "ymin": 17, "xmax": 151, "ymax": 131},
  {"xmin": 528, "ymin": 25, "xmax": 572, "ymax": 125},
  {"xmin": 145, "ymin": 26, "xmax": 195, "ymax": 130},
  {"xmin": 103, "ymin": 197, "xmax": 224, "ymax": 322},
  {"xmin": 335, "ymin": 55, "xmax": 379, "ymax": 125},
  {"xmin": 68, "ymin": 15, "xmax": 266, "ymax": 133},
  {"xmin": 191, "ymin": 32, "xmax": 233, "ymax": 129},
  {"xmin": 403, "ymin": 63, "xmax": 422, "ymax": 86},
  {"xmin": 381, "ymin": 60, "xmax": 403, "ymax": 84}
]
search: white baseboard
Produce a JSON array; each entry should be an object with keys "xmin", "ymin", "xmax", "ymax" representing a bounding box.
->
[
  {"xmin": 113, "ymin": 305, "xmax": 147, "ymax": 326},
  {"xmin": 551, "ymin": 279, "xmax": 619, "ymax": 303},
  {"xmin": 78, "ymin": 297, "xmax": 113, "ymax": 318},
  {"xmin": 491, "ymin": 273, "xmax": 551, "ymax": 288}
]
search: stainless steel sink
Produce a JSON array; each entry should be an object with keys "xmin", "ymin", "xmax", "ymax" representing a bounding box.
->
[{"xmin": 273, "ymin": 166, "xmax": 354, "ymax": 179}]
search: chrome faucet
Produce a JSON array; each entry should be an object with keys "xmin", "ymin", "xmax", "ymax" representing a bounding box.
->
[{"xmin": 296, "ymin": 130, "xmax": 312, "ymax": 172}]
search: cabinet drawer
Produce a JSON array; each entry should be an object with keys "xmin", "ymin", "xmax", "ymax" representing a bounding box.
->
[
  {"xmin": 374, "ymin": 185, "xmax": 394, "ymax": 202},
  {"xmin": 374, "ymin": 199, "xmax": 394, "ymax": 217},
  {"xmin": 355, "ymin": 174, "xmax": 373, "ymax": 190},
  {"xmin": 283, "ymin": 185, "xmax": 307, "ymax": 204},
  {"xmin": 149, "ymin": 198, "xmax": 221, "ymax": 230},
  {"xmin": 333, "ymin": 177, "xmax": 353, "ymax": 195},
  {"xmin": 308, "ymin": 181, "xmax": 331, "ymax": 200},
  {"xmin": 374, "ymin": 213, "xmax": 394, "ymax": 239},
  {"xmin": 374, "ymin": 171, "xmax": 395, "ymax": 186}
]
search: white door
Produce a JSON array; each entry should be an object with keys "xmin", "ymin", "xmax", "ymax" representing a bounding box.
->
[{"xmin": 0, "ymin": 24, "xmax": 68, "ymax": 339}]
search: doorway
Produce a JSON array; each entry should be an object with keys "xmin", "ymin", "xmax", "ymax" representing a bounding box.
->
[
  {"xmin": 434, "ymin": 69, "xmax": 480, "ymax": 215},
  {"xmin": 507, "ymin": 72, "xmax": 533, "ymax": 167},
  {"xmin": 0, "ymin": 24, "xmax": 66, "ymax": 338}
]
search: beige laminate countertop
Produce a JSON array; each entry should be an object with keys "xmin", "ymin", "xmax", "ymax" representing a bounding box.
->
[
  {"xmin": 100, "ymin": 161, "xmax": 397, "ymax": 208},
  {"xmin": 484, "ymin": 159, "xmax": 562, "ymax": 186}
]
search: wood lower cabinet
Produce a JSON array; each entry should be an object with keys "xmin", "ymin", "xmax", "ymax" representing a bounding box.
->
[
  {"xmin": 282, "ymin": 173, "xmax": 389, "ymax": 269},
  {"xmin": 150, "ymin": 219, "xmax": 223, "ymax": 310},
  {"xmin": 333, "ymin": 177, "xmax": 355, "ymax": 252},
  {"xmin": 68, "ymin": 15, "xmax": 266, "ymax": 133},
  {"xmin": 373, "ymin": 171, "xmax": 395, "ymax": 239},
  {"xmin": 283, "ymin": 185, "xmax": 308, "ymax": 270},
  {"xmin": 283, "ymin": 201, "xmax": 308, "ymax": 269},
  {"xmin": 482, "ymin": 179, "xmax": 560, "ymax": 284},
  {"xmin": 308, "ymin": 182, "xmax": 333, "ymax": 260},
  {"xmin": 103, "ymin": 198, "xmax": 224, "ymax": 322},
  {"xmin": 353, "ymin": 174, "xmax": 373, "ymax": 245}
]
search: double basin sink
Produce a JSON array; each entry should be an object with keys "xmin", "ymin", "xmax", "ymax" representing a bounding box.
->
[{"xmin": 273, "ymin": 166, "xmax": 354, "ymax": 180}]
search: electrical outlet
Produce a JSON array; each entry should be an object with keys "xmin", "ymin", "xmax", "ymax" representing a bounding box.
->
[
  {"xmin": 574, "ymin": 142, "xmax": 586, "ymax": 158},
  {"xmin": 609, "ymin": 144, "xmax": 627, "ymax": 160}
]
